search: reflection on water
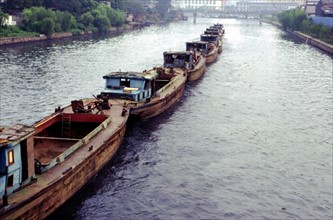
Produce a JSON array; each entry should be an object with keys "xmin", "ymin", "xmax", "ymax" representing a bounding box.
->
[{"xmin": 1, "ymin": 19, "xmax": 332, "ymax": 220}]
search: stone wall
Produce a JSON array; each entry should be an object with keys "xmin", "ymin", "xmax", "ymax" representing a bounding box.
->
[
  {"xmin": 288, "ymin": 30, "xmax": 333, "ymax": 56},
  {"xmin": 0, "ymin": 26, "xmax": 137, "ymax": 46},
  {"xmin": 0, "ymin": 32, "xmax": 73, "ymax": 46}
]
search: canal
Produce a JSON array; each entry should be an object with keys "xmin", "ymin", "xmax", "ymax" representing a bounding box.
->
[{"xmin": 0, "ymin": 18, "xmax": 332, "ymax": 219}]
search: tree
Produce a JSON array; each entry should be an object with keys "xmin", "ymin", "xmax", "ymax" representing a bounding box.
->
[
  {"xmin": 94, "ymin": 14, "xmax": 110, "ymax": 33},
  {"xmin": 23, "ymin": 7, "xmax": 56, "ymax": 35},
  {"xmin": 278, "ymin": 9, "xmax": 308, "ymax": 31},
  {"xmin": 0, "ymin": 9, "xmax": 9, "ymax": 27},
  {"xmin": 45, "ymin": 0, "xmax": 97, "ymax": 16},
  {"xmin": 106, "ymin": 7, "xmax": 124, "ymax": 26},
  {"xmin": 79, "ymin": 12, "xmax": 94, "ymax": 28},
  {"xmin": 156, "ymin": 0, "xmax": 171, "ymax": 19},
  {"xmin": 3, "ymin": 0, "xmax": 43, "ymax": 10},
  {"xmin": 55, "ymin": 11, "xmax": 77, "ymax": 32},
  {"xmin": 40, "ymin": 17, "xmax": 55, "ymax": 35}
]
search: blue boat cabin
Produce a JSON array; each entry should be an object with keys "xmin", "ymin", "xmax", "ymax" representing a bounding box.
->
[
  {"xmin": 0, "ymin": 125, "xmax": 35, "ymax": 203},
  {"xmin": 100, "ymin": 71, "xmax": 158, "ymax": 102}
]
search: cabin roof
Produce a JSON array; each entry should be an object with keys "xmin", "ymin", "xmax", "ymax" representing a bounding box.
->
[
  {"xmin": 163, "ymin": 51, "xmax": 193, "ymax": 56},
  {"xmin": 0, "ymin": 124, "xmax": 35, "ymax": 147},
  {"xmin": 186, "ymin": 41, "xmax": 209, "ymax": 45},
  {"xmin": 201, "ymin": 34, "xmax": 217, "ymax": 38},
  {"xmin": 103, "ymin": 71, "xmax": 158, "ymax": 80},
  {"xmin": 204, "ymin": 31, "xmax": 219, "ymax": 35},
  {"xmin": 206, "ymin": 28, "xmax": 219, "ymax": 31}
]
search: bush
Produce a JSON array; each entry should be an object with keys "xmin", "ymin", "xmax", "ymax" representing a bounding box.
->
[
  {"xmin": 79, "ymin": 12, "xmax": 94, "ymax": 27},
  {"xmin": 71, "ymin": 28, "xmax": 82, "ymax": 36},
  {"xmin": 0, "ymin": 25, "xmax": 39, "ymax": 37},
  {"xmin": 23, "ymin": 7, "xmax": 77, "ymax": 35},
  {"xmin": 40, "ymin": 17, "xmax": 55, "ymax": 35},
  {"xmin": 55, "ymin": 11, "xmax": 76, "ymax": 32},
  {"xmin": 106, "ymin": 7, "xmax": 125, "ymax": 27},
  {"xmin": 23, "ymin": 7, "xmax": 55, "ymax": 34},
  {"xmin": 94, "ymin": 14, "xmax": 110, "ymax": 33}
]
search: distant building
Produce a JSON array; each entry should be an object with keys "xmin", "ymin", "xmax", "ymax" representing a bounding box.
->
[
  {"xmin": 4, "ymin": 15, "xmax": 16, "ymax": 26},
  {"xmin": 236, "ymin": 1, "xmax": 298, "ymax": 13},
  {"xmin": 315, "ymin": 0, "xmax": 333, "ymax": 16},
  {"xmin": 172, "ymin": 0, "xmax": 303, "ymax": 11},
  {"xmin": 305, "ymin": 0, "xmax": 320, "ymax": 15},
  {"xmin": 3, "ymin": 10, "xmax": 23, "ymax": 26},
  {"xmin": 310, "ymin": 0, "xmax": 333, "ymax": 27},
  {"xmin": 171, "ymin": 0, "xmax": 225, "ymax": 10}
]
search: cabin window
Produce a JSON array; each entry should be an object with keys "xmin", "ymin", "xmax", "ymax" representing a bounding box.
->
[
  {"xmin": 8, "ymin": 150, "xmax": 14, "ymax": 165},
  {"xmin": 7, "ymin": 175, "xmax": 13, "ymax": 187},
  {"xmin": 131, "ymin": 79, "xmax": 144, "ymax": 89},
  {"xmin": 106, "ymin": 78, "xmax": 120, "ymax": 89},
  {"xmin": 120, "ymin": 78, "xmax": 130, "ymax": 87}
]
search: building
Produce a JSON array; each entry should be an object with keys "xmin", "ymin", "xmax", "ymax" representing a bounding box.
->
[
  {"xmin": 171, "ymin": 0, "xmax": 225, "ymax": 10},
  {"xmin": 172, "ymin": 0, "xmax": 304, "ymax": 11},
  {"xmin": 311, "ymin": 0, "xmax": 333, "ymax": 27},
  {"xmin": 315, "ymin": 0, "xmax": 333, "ymax": 16},
  {"xmin": 305, "ymin": 0, "xmax": 320, "ymax": 15},
  {"xmin": 4, "ymin": 15, "xmax": 16, "ymax": 26},
  {"xmin": 236, "ymin": 1, "xmax": 299, "ymax": 14}
]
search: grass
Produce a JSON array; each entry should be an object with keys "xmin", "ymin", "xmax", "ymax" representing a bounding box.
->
[{"xmin": 0, "ymin": 26, "xmax": 39, "ymax": 38}]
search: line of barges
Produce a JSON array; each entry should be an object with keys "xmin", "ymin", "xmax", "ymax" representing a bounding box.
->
[{"xmin": 0, "ymin": 23, "xmax": 225, "ymax": 220}]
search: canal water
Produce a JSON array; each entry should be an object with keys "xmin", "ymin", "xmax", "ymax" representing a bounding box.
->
[{"xmin": 0, "ymin": 18, "xmax": 332, "ymax": 219}]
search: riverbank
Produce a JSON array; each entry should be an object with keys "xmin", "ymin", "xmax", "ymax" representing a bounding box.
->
[
  {"xmin": 261, "ymin": 19, "xmax": 333, "ymax": 56},
  {"xmin": 0, "ymin": 25, "xmax": 135, "ymax": 46}
]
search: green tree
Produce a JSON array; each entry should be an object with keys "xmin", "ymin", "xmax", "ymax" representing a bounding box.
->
[
  {"xmin": 40, "ymin": 17, "xmax": 55, "ymax": 35},
  {"xmin": 44, "ymin": 0, "xmax": 97, "ymax": 16},
  {"xmin": 79, "ymin": 12, "xmax": 94, "ymax": 28},
  {"xmin": 106, "ymin": 7, "xmax": 124, "ymax": 26},
  {"xmin": 278, "ymin": 9, "xmax": 308, "ymax": 31},
  {"xmin": 23, "ymin": 7, "xmax": 56, "ymax": 35},
  {"xmin": 94, "ymin": 14, "xmax": 110, "ymax": 33},
  {"xmin": 55, "ymin": 11, "xmax": 77, "ymax": 32},
  {"xmin": 0, "ymin": 9, "xmax": 9, "ymax": 27},
  {"xmin": 278, "ymin": 8, "xmax": 333, "ymax": 44},
  {"xmin": 3, "ymin": 0, "xmax": 43, "ymax": 10}
]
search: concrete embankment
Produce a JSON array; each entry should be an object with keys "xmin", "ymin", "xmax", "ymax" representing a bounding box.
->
[
  {"xmin": 261, "ymin": 19, "xmax": 333, "ymax": 56},
  {"xmin": 0, "ymin": 26, "xmax": 134, "ymax": 46}
]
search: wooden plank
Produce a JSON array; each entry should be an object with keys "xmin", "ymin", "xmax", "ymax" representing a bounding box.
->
[{"xmin": 33, "ymin": 136, "xmax": 80, "ymax": 141}]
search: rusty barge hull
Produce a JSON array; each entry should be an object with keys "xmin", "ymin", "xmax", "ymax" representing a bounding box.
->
[
  {"xmin": 187, "ymin": 56, "xmax": 206, "ymax": 81},
  {"xmin": 0, "ymin": 99, "xmax": 129, "ymax": 220},
  {"xmin": 218, "ymin": 40, "xmax": 222, "ymax": 54},
  {"xmin": 130, "ymin": 74, "xmax": 187, "ymax": 120},
  {"xmin": 205, "ymin": 46, "xmax": 218, "ymax": 64}
]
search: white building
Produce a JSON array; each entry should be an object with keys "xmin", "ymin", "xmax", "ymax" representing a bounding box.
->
[
  {"xmin": 171, "ymin": 0, "xmax": 225, "ymax": 10},
  {"xmin": 172, "ymin": 0, "xmax": 304, "ymax": 10},
  {"xmin": 5, "ymin": 15, "xmax": 17, "ymax": 26}
]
